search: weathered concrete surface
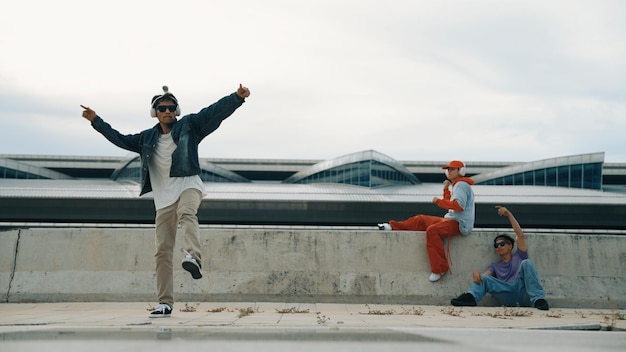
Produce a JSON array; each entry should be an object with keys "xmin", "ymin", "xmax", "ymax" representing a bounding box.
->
[{"xmin": 1, "ymin": 228, "xmax": 624, "ymax": 308}]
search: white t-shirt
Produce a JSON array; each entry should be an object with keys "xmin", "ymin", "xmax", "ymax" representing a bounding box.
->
[{"xmin": 147, "ymin": 133, "xmax": 206, "ymax": 210}]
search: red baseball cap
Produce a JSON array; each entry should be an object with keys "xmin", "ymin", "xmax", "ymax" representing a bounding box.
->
[{"xmin": 442, "ymin": 160, "xmax": 465, "ymax": 169}]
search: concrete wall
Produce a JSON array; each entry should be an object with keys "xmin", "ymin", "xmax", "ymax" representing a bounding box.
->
[{"xmin": 1, "ymin": 228, "xmax": 624, "ymax": 308}]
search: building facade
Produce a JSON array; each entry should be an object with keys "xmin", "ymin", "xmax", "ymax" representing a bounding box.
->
[{"xmin": 1, "ymin": 151, "xmax": 625, "ymax": 229}]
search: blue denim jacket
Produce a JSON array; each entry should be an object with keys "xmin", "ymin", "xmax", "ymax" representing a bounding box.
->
[{"xmin": 91, "ymin": 92, "xmax": 245, "ymax": 195}]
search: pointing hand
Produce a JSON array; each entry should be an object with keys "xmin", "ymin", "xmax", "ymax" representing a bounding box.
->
[
  {"xmin": 80, "ymin": 105, "xmax": 96, "ymax": 122},
  {"xmin": 237, "ymin": 84, "xmax": 250, "ymax": 98}
]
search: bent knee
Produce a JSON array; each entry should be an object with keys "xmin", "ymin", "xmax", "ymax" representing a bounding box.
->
[{"xmin": 480, "ymin": 273, "xmax": 493, "ymax": 281}]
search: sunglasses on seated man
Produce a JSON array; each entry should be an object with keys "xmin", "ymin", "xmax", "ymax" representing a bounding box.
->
[{"xmin": 494, "ymin": 241, "xmax": 510, "ymax": 248}]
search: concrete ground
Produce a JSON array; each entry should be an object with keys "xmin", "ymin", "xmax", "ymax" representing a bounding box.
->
[{"xmin": 1, "ymin": 302, "xmax": 624, "ymax": 351}]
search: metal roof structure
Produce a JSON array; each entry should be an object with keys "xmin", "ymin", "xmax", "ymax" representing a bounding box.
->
[
  {"xmin": 1, "ymin": 179, "xmax": 625, "ymax": 229},
  {"xmin": 1, "ymin": 151, "xmax": 625, "ymax": 229},
  {"xmin": 2, "ymin": 179, "xmax": 624, "ymax": 204},
  {"xmin": 283, "ymin": 150, "xmax": 420, "ymax": 187},
  {"xmin": 0, "ymin": 158, "xmax": 73, "ymax": 180},
  {"xmin": 110, "ymin": 155, "xmax": 251, "ymax": 183},
  {"xmin": 473, "ymin": 152, "xmax": 604, "ymax": 190}
]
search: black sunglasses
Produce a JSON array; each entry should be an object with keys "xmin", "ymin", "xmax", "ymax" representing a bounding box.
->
[
  {"xmin": 156, "ymin": 105, "xmax": 177, "ymax": 113},
  {"xmin": 494, "ymin": 241, "xmax": 509, "ymax": 248}
]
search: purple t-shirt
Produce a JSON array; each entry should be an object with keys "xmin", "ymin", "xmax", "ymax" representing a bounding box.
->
[{"xmin": 487, "ymin": 250, "xmax": 529, "ymax": 283}]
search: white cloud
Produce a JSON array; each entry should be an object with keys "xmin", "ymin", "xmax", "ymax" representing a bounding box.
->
[{"xmin": 1, "ymin": 0, "xmax": 624, "ymax": 163}]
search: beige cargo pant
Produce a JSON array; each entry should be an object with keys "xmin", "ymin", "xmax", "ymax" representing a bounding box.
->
[{"xmin": 154, "ymin": 188, "xmax": 203, "ymax": 308}]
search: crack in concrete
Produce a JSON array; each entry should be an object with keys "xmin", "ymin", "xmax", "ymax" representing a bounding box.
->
[{"xmin": 5, "ymin": 229, "xmax": 21, "ymax": 303}]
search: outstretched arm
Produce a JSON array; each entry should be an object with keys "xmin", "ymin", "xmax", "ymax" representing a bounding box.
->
[
  {"xmin": 189, "ymin": 84, "xmax": 251, "ymax": 139},
  {"xmin": 80, "ymin": 105, "xmax": 141, "ymax": 153},
  {"xmin": 496, "ymin": 206, "xmax": 527, "ymax": 252}
]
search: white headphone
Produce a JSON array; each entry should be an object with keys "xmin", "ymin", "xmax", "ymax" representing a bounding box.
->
[
  {"xmin": 150, "ymin": 86, "xmax": 181, "ymax": 117},
  {"xmin": 459, "ymin": 164, "xmax": 466, "ymax": 176}
]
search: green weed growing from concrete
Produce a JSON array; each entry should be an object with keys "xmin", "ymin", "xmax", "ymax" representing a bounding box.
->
[{"xmin": 237, "ymin": 307, "xmax": 258, "ymax": 318}]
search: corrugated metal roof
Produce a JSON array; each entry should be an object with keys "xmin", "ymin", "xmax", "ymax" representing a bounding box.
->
[
  {"xmin": 0, "ymin": 179, "xmax": 140, "ymax": 199},
  {"xmin": 2, "ymin": 179, "xmax": 625, "ymax": 205}
]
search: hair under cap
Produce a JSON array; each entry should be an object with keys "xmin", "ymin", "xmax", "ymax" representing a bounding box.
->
[
  {"xmin": 494, "ymin": 234, "xmax": 515, "ymax": 247},
  {"xmin": 151, "ymin": 86, "xmax": 179, "ymax": 108}
]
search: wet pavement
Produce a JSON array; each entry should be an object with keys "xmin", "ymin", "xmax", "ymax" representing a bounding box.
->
[{"xmin": 1, "ymin": 302, "xmax": 625, "ymax": 351}]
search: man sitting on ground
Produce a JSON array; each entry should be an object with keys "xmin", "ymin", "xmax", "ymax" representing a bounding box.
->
[{"xmin": 451, "ymin": 206, "xmax": 549, "ymax": 310}]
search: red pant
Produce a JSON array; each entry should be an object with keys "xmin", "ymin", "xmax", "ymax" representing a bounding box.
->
[{"xmin": 389, "ymin": 215, "xmax": 460, "ymax": 274}]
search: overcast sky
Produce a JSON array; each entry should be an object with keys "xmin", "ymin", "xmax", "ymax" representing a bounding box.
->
[{"xmin": 1, "ymin": 0, "xmax": 624, "ymax": 164}]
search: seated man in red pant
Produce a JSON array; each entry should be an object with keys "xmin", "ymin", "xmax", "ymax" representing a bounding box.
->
[{"xmin": 378, "ymin": 160, "xmax": 475, "ymax": 282}]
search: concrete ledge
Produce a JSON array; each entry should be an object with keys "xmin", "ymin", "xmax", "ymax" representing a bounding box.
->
[{"xmin": 1, "ymin": 228, "xmax": 624, "ymax": 308}]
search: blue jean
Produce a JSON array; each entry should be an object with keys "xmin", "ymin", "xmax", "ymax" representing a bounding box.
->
[{"xmin": 468, "ymin": 259, "xmax": 546, "ymax": 307}]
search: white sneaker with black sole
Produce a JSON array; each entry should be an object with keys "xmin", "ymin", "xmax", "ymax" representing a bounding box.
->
[
  {"xmin": 377, "ymin": 223, "xmax": 392, "ymax": 231},
  {"xmin": 149, "ymin": 303, "xmax": 172, "ymax": 318},
  {"xmin": 182, "ymin": 250, "xmax": 203, "ymax": 279}
]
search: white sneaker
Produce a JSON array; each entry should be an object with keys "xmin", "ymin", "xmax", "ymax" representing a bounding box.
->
[
  {"xmin": 377, "ymin": 223, "xmax": 392, "ymax": 231},
  {"xmin": 149, "ymin": 303, "xmax": 172, "ymax": 318},
  {"xmin": 182, "ymin": 250, "xmax": 203, "ymax": 279},
  {"xmin": 429, "ymin": 273, "xmax": 442, "ymax": 282}
]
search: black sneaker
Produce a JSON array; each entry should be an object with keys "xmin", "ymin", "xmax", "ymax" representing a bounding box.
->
[
  {"xmin": 149, "ymin": 304, "xmax": 172, "ymax": 318},
  {"xmin": 182, "ymin": 250, "xmax": 202, "ymax": 279},
  {"xmin": 534, "ymin": 298, "xmax": 549, "ymax": 310},
  {"xmin": 451, "ymin": 293, "xmax": 477, "ymax": 307}
]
